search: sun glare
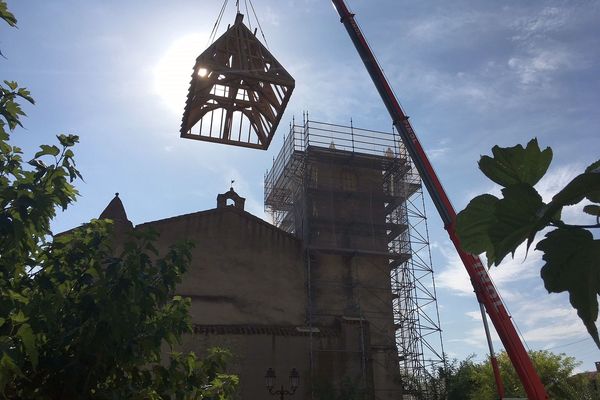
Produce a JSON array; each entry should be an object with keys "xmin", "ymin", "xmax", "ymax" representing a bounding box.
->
[
  {"xmin": 198, "ymin": 67, "xmax": 209, "ymax": 77},
  {"xmin": 154, "ymin": 34, "xmax": 208, "ymax": 115}
]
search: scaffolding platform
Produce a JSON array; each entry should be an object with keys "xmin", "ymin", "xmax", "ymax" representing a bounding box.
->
[{"xmin": 265, "ymin": 117, "xmax": 445, "ymax": 399}]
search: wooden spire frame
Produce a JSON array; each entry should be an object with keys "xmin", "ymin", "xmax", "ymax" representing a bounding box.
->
[{"xmin": 180, "ymin": 13, "xmax": 295, "ymax": 150}]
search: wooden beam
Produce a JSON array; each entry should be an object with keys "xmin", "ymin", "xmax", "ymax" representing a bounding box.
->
[{"xmin": 181, "ymin": 14, "xmax": 295, "ymax": 150}]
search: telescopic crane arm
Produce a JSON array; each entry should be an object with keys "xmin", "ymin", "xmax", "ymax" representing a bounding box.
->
[{"xmin": 329, "ymin": 1, "xmax": 549, "ymax": 398}]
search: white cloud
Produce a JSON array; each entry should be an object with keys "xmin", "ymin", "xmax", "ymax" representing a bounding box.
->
[
  {"xmin": 523, "ymin": 320, "xmax": 587, "ymax": 344},
  {"xmin": 396, "ymin": 65, "xmax": 499, "ymax": 108},
  {"xmin": 507, "ymin": 48, "xmax": 574, "ymax": 85},
  {"xmin": 450, "ymin": 303, "xmax": 588, "ymax": 352},
  {"xmin": 288, "ymin": 60, "xmax": 373, "ymax": 121},
  {"xmin": 263, "ymin": 6, "xmax": 281, "ymax": 27},
  {"xmin": 436, "ymin": 239, "xmax": 540, "ymax": 297},
  {"xmin": 512, "ymin": 7, "xmax": 569, "ymax": 41},
  {"xmin": 435, "ymin": 245, "xmax": 471, "ymax": 296},
  {"xmin": 404, "ymin": 10, "xmax": 492, "ymax": 43},
  {"xmin": 465, "ymin": 310, "xmax": 482, "ymax": 321},
  {"xmin": 536, "ymin": 162, "xmax": 581, "ymax": 202},
  {"xmin": 446, "ymin": 325, "xmax": 501, "ymax": 350},
  {"xmin": 428, "ymin": 146, "xmax": 450, "ymax": 160},
  {"xmin": 535, "ymin": 163, "xmax": 596, "ymax": 226},
  {"xmin": 507, "ymin": 6, "xmax": 590, "ymax": 85}
]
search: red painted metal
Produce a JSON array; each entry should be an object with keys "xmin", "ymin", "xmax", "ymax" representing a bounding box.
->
[
  {"xmin": 491, "ymin": 355, "xmax": 506, "ymax": 399},
  {"xmin": 329, "ymin": 1, "xmax": 549, "ymax": 398}
]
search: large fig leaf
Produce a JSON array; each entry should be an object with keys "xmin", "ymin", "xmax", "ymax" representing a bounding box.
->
[
  {"xmin": 478, "ymin": 138, "xmax": 552, "ymax": 187},
  {"xmin": 456, "ymin": 185, "xmax": 544, "ymax": 266},
  {"xmin": 585, "ymin": 159, "xmax": 600, "ymax": 203},
  {"xmin": 536, "ymin": 167, "xmax": 600, "ymax": 228},
  {"xmin": 537, "ymin": 228, "xmax": 600, "ymax": 348},
  {"xmin": 488, "ymin": 184, "xmax": 544, "ymax": 266},
  {"xmin": 456, "ymin": 194, "xmax": 499, "ymax": 260},
  {"xmin": 583, "ymin": 205, "xmax": 600, "ymax": 217}
]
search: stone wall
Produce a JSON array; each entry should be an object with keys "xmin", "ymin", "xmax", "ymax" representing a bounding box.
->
[{"xmin": 99, "ymin": 188, "xmax": 403, "ymax": 399}]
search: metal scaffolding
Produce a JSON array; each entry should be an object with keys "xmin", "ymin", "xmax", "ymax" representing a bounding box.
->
[{"xmin": 265, "ymin": 116, "xmax": 445, "ymax": 399}]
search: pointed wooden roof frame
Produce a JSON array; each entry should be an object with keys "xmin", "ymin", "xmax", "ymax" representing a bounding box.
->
[{"xmin": 180, "ymin": 13, "xmax": 295, "ymax": 150}]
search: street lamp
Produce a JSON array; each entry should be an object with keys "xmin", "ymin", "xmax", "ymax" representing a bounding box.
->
[{"xmin": 265, "ymin": 368, "xmax": 299, "ymax": 399}]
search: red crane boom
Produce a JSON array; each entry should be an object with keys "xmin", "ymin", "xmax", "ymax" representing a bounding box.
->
[{"xmin": 329, "ymin": 1, "xmax": 549, "ymax": 398}]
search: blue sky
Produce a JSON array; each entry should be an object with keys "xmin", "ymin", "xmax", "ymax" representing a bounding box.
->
[{"xmin": 3, "ymin": 0, "xmax": 599, "ymax": 372}]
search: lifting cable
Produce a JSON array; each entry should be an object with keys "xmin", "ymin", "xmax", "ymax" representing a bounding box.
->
[
  {"xmin": 248, "ymin": 0, "xmax": 269, "ymax": 48},
  {"xmin": 207, "ymin": 0, "xmax": 270, "ymax": 49},
  {"xmin": 244, "ymin": 0, "xmax": 252, "ymax": 31},
  {"xmin": 207, "ymin": 0, "xmax": 229, "ymax": 46}
]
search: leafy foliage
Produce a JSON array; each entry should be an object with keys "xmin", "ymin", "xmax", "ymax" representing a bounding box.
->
[
  {"xmin": 478, "ymin": 138, "xmax": 552, "ymax": 187},
  {"xmin": 442, "ymin": 356, "xmax": 479, "ymax": 400},
  {"xmin": 0, "ymin": 4, "xmax": 237, "ymax": 398},
  {"xmin": 538, "ymin": 229, "xmax": 600, "ymax": 351},
  {"xmin": 440, "ymin": 351, "xmax": 594, "ymax": 400},
  {"xmin": 0, "ymin": 1, "xmax": 16, "ymax": 28},
  {"xmin": 456, "ymin": 138, "xmax": 600, "ymax": 346}
]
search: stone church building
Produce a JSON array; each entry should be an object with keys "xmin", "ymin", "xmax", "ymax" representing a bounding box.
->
[{"xmin": 93, "ymin": 120, "xmax": 440, "ymax": 400}]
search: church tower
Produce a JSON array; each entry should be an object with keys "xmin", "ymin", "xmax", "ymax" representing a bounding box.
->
[{"xmin": 265, "ymin": 118, "xmax": 440, "ymax": 399}]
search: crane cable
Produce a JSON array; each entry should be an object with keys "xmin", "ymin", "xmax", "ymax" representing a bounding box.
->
[
  {"xmin": 207, "ymin": 0, "xmax": 229, "ymax": 46},
  {"xmin": 244, "ymin": 0, "xmax": 252, "ymax": 31},
  {"xmin": 248, "ymin": 0, "xmax": 269, "ymax": 48},
  {"xmin": 207, "ymin": 0, "xmax": 270, "ymax": 49}
]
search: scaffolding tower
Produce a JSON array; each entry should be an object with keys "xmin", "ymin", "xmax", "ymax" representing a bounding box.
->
[{"xmin": 265, "ymin": 116, "xmax": 445, "ymax": 399}]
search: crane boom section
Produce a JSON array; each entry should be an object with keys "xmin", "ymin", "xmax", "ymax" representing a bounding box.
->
[{"xmin": 329, "ymin": 1, "xmax": 549, "ymax": 398}]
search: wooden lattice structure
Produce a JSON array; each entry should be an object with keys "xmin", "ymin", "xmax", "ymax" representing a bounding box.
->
[{"xmin": 180, "ymin": 13, "xmax": 295, "ymax": 150}]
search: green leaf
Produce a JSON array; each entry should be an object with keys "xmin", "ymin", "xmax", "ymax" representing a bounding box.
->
[
  {"xmin": 4, "ymin": 98, "xmax": 24, "ymax": 118},
  {"xmin": 0, "ymin": 1, "xmax": 17, "ymax": 27},
  {"xmin": 57, "ymin": 134, "xmax": 79, "ymax": 147},
  {"xmin": 456, "ymin": 194, "xmax": 498, "ymax": 260},
  {"xmin": 537, "ymin": 229, "xmax": 600, "ymax": 348},
  {"xmin": 583, "ymin": 204, "xmax": 600, "ymax": 217},
  {"xmin": 17, "ymin": 323, "xmax": 38, "ymax": 368},
  {"xmin": 17, "ymin": 88, "xmax": 34, "ymax": 105},
  {"xmin": 585, "ymin": 159, "xmax": 600, "ymax": 203},
  {"xmin": 537, "ymin": 171, "xmax": 600, "ymax": 226},
  {"xmin": 553, "ymin": 172, "xmax": 600, "ymax": 207},
  {"xmin": 489, "ymin": 184, "xmax": 544, "ymax": 266},
  {"xmin": 0, "ymin": 354, "xmax": 23, "ymax": 377},
  {"xmin": 478, "ymin": 138, "xmax": 552, "ymax": 187},
  {"xmin": 586, "ymin": 160, "xmax": 600, "ymax": 174},
  {"xmin": 8, "ymin": 290, "xmax": 29, "ymax": 304},
  {"xmin": 11, "ymin": 311, "xmax": 28, "ymax": 324},
  {"xmin": 34, "ymin": 144, "xmax": 60, "ymax": 158},
  {"xmin": 4, "ymin": 80, "xmax": 17, "ymax": 90}
]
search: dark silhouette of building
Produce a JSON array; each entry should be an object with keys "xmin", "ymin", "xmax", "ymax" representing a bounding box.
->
[{"xmin": 97, "ymin": 119, "xmax": 445, "ymax": 400}]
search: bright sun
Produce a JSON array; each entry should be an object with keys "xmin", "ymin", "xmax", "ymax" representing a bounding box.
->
[{"xmin": 154, "ymin": 34, "xmax": 208, "ymax": 115}]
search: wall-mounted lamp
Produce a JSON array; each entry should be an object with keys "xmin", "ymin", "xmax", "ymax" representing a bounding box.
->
[{"xmin": 265, "ymin": 368, "xmax": 299, "ymax": 399}]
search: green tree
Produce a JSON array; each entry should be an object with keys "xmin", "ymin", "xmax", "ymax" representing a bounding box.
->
[
  {"xmin": 471, "ymin": 350, "xmax": 581, "ymax": 399},
  {"xmin": 455, "ymin": 138, "xmax": 600, "ymax": 346},
  {"xmin": 0, "ymin": 2, "xmax": 237, "ymax": 398},
  {"xmin": 442, "ymin": 351, "xmax": 591, "ymax": 400},
  {"xmin": 442, "ymin": 356, "xmax": 478, "ymax": 400}
]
